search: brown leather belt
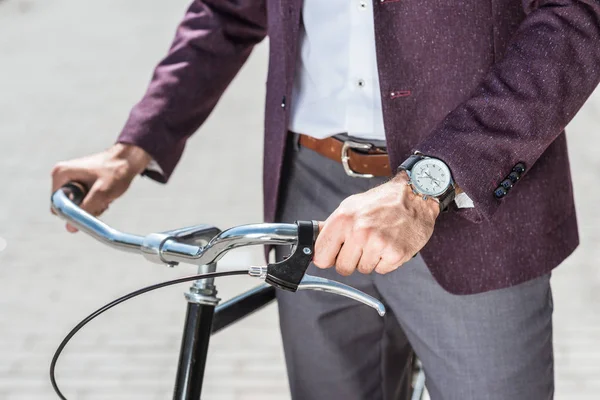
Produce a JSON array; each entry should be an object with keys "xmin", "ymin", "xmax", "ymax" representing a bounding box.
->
[{"xmin": 298, "ymin": 134, "xmax": 392, "ymax": 177}]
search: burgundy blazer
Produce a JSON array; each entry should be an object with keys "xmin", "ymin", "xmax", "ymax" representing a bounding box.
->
[{"xmin": 118, "ymin": 0, "xmax": 600, "ymax": 295}]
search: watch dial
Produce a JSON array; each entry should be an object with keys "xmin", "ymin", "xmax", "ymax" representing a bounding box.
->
[{"xmin": 411, "ymin": 159, "xmax": 452, "ymax": 196}]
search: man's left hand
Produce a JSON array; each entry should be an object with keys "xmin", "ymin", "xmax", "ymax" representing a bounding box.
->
[{"xmin": 313, "ymin": 171, "xmax": 440, "ymax": 276}]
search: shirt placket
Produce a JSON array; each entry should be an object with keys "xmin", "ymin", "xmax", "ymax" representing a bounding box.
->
[{"xmin": 346, "ymin": 0, "xmax": 380, "ymax": 139}]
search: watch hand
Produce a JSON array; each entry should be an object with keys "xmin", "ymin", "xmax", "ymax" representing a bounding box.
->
[
  {"xmin": 422, "ymin": 172, "xmax": 441, "ymax": 188},
  {"xmin": 424, "ymin": 172, "xmax": 440, "ymax": 184}
]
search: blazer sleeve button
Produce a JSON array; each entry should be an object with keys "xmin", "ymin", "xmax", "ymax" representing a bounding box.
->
[
  {"xmin": 494, "ymin": 187, "xmax": 508, "ymax": 199},
  {"xmin": 513, "ymin": 163, "xmax": 526, "ymax": 174},
  {"xmin": 508, "ymin": 171, "xmax": 520, "ymax": 183},
  {"xmin": 500, "ymin": 179, "xmax": 513, "ymax": 190}
]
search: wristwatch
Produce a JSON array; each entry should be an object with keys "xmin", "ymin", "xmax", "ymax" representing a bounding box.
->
[{"xmin": 398, "ymin": 154, "xmax": 456, "ymax": 212}]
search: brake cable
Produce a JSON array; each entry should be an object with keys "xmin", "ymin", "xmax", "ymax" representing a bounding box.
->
[{"xmin": 50, "ymin": 269, "xmax": 248, "ymax": 400}]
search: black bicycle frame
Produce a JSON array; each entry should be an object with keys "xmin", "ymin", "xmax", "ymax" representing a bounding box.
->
[{"xmin": 172, "ymin": 285, "xmax": 277, "ymax": 400}]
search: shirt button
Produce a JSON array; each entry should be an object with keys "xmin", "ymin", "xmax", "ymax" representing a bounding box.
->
[
  {"xmin": 359, "ymin": 1, "xmax": 367, "ymax": 9},
  {"xmin": 357, "ymin": 79, "xmax": 365, "ymax": 88}
]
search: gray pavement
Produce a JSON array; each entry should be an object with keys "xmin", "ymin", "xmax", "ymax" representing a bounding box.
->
[{"xmin": 0, "ymin": 0, "xmax": 599, "ymax": 399}]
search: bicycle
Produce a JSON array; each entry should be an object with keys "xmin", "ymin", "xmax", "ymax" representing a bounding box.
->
[{"xmin": 50, "ymin": 183, "xmax": 427, "ymax": 400}]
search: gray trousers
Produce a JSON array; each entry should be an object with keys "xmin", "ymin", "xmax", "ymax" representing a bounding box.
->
[{"xmin": 274, "ymin": 141, "xmax": 554, "ymax": 400}]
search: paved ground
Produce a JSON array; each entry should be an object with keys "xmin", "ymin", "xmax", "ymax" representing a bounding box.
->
[{"xmin": 0, "ymin": 0, "xmax": 599, "ymax": 399}]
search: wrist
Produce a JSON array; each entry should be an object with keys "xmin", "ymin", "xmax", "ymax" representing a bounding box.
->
[
  {"xmin": 392, "ymin": 170, "xmax": 440, "ymax": 217},
  {"xmin": 391, "ymin": 169, "xmax": 410, "ymax": 184},
  {"xmin": 109, "ymin": 143, "xmax": 152, "ymax": 175}
]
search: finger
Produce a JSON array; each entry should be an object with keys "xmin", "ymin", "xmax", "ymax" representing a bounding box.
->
[
  {"xmin": 357, "ymin": 251, "xmax": 382, "ymax": 275},
  {"xmin": 374, "ymin": 248, "xmax": 406, "ymax": 274},
  {"xmin": 79, "ymin": 182, "xmax": 112, "ymax": 217},
  {"xmin": 51, "ymin": 162, "xmax": 94, "ymax": 194},
  {"xmin": 374, "ymin": 258, "xmax": 400, "ymax": 275},
  {"xmin": 66, "ymin": 223, "xmax": 78, "ymax": 233},
  {"xmin": 335, "ymin": 241, "xmax": 362, "ymax": 276},
  {"xmin": 313, "ymin": 215, "xmax": 346, "ymax": 269},
  {"xmin": 356, "ymin": 235, "xmax": 386, "ymax": 274}
]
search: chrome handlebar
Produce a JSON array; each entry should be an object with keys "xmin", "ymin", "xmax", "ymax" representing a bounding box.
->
[
  {"xmin": 51, "ymin": 187, "xmax": 385, "ymax": 316},
  {"xmin": 51, "ymin": 189, "xmax": 299, "ymax": 266}
]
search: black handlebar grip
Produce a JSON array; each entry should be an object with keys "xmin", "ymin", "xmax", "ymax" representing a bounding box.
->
[{"xmin": 61, "ymin": 182, "xmax": 89, "ymax": 206}]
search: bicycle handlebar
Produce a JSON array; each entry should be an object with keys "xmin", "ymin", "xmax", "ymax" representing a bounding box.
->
[
  {"xmin": 52, "ymin": 187, "xmax": 298, "ymax": 266},
  {"xmin": 51, "ymin": 184, "xmax": 386, "ymax": 316}
]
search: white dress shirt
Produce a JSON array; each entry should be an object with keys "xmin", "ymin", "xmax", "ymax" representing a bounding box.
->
[
  {"xmin": 287, "ymin": 0, "xmax": 474, "ymax": 208},
  {"xmin": 288, "ymin": 0, "xmax": 385, "ymax": 141}
]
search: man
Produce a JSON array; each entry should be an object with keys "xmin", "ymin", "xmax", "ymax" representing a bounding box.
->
[{"xmin": 51, "ymin": 0, "xmax": 600, "ymax": 398}]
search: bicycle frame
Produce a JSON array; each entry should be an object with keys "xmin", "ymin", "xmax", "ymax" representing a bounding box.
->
[{"xmin": 173, "ymin": 267, "xmax": 277, "ymax": 400}]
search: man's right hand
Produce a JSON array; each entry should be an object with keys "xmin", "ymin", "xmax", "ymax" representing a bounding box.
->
[{"xmin": 51, "ymin": 143, "xmax": 152, "ymax": 233}]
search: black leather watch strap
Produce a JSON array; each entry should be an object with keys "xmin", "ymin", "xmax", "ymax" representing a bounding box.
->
[
  {"xmin": 437, "ymin": 187, "xmax": 456, "ymax": 213},
  {"xmin": 398, "ymin": 154, "xmax": 425, "ymax": 173}
]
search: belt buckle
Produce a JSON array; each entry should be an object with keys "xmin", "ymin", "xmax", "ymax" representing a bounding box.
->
[{"xmin": 341, "ymin": 140, "xmax": 374, "ymax": 178}]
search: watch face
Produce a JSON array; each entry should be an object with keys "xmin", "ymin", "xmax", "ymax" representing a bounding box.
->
[{"xmin": 410, "ymin": 158, "xmax": 452, "ymax": 196}]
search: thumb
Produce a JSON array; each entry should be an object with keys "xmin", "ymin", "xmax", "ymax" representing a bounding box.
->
[
  {"xmin": 79, "ymin": 180, "xmax": 113, "ymax": 219},
  {"xmin": 65, "ymin": 182, "xmax": 111, "ymax": 233}
]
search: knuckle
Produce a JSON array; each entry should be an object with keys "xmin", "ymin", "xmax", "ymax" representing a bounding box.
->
[
  {"xmin": 334, "ymin": 208, "xmax": 352, "ymax": 222},
  {"xmin": 51, "ymin": 163, "xmax": 66, "ymax": 178},
  {"xmin": 355, "ymin": 222, "xmax": 374, "ymax": 237},
  {"xmin": 357, "ymin": 262, "xmax": 373, "ymax": 274},
  {"xmin": 312, "ymin": 257, "xmax": 329, "ymax": 269},
  {"xmin": 369, "ymin": 233, "xmax": 387, "ymax": 248},
  {"xmin": 335, "ymin": 264, "xmax": 352, "ymax": 276},
  {"xmin": 340, "ymin": 195, "xmax": 356, "ymax": 208},
  {"xmin": 337, "ymin": 199, "xmax": 359, "ymax": 218}
]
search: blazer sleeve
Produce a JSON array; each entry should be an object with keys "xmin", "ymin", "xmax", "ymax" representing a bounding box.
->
[
  {"xmin": 117, "ymin": 0, "xmax": 267, "ymax": 183},
  {"xmin": 414, "ymin": 0, "xmax": 600, "ymax": 223}
]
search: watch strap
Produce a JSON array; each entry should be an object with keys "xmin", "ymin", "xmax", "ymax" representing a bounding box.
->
[
  {"xmin": 437, "ymin": 187, "xmax": 456, "ymax": 213},
  {"xmin": 398, "ymin": 154, "xmax": 425, "ymax": 173}
]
